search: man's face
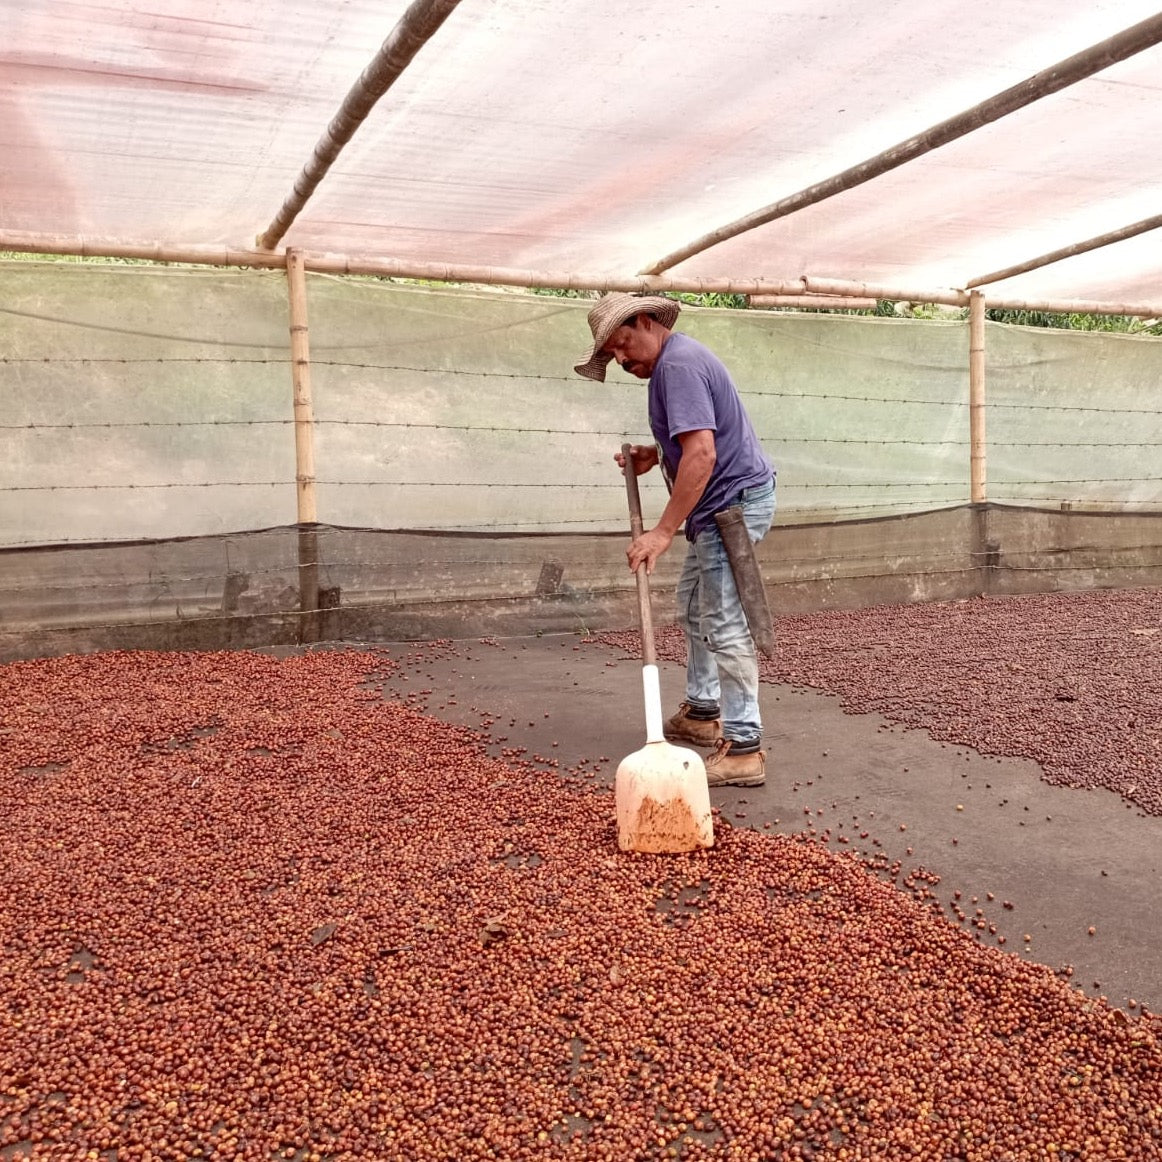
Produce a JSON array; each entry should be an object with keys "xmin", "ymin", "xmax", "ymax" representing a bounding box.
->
[{"xmin": 602, "ymin": 316, "xmax": 664, "ymax": 378}]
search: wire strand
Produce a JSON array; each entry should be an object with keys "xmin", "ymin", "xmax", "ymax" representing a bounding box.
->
[
  {"xmin": 9, "ymin": 355, "xmax": 1162, "ymax": 416},
  {"xmin": 4, "ymin": 418, "xmax": 1158, "ymax": 451}
]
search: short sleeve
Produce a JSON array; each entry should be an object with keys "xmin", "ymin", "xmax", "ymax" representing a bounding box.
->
[{"xmin": 656, "ymin": 359, "xmax": 717, "ymax": 438}]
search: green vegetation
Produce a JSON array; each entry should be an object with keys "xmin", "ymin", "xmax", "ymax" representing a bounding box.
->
[
  {"xmin": 891, "ymin": 300, "xmax": 1162, "ymax": 335},
  {"xmin": 531, "ymin": 287, "xmax": 749, "ymax": 310},
  {"xmin": 983, "ymin": 307, "xmax": 1162, "ymax": 335},
  {"xmin": 532, "ymin": 288, "xmax": 1162, "ymax": 334},
  {"xmin": 0, "ymin": 250, "xmax": 172, "ymax": 267}
]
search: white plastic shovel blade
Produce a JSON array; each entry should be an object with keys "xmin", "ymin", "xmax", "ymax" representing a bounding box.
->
[{"xmin": 615, "ymin": 740, "xmax": 714, "ymax": 853}]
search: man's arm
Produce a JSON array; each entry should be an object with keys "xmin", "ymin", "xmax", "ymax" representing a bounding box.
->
[{"xmin": 627, "ymin": 428, "xmax": 716, "ymax": 574}]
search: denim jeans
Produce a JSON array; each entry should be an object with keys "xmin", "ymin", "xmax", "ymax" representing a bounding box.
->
[{"xmin": 675, "ymin": 478, "xmax": 776, "ymax": 745}]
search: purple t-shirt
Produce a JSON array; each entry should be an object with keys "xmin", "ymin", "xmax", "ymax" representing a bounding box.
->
[{"xmin": 648, "ymin": 331, "xmax": 774, "ymax": 541}]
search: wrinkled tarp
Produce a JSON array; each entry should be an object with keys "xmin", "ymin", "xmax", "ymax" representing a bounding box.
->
[{"xmin": 4, "ymin": 1, "xmax": 1162, "ymax": 303}]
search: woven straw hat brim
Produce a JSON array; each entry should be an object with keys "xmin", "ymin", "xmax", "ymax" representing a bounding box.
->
[{"xmin": 574, "ymin": 294, "xmax": 681, "ymax": 381}]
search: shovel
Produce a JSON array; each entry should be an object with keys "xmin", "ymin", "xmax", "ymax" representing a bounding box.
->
[{"xmin": 614, "ymin": 444, "xmax": 714, "ymax": 853}]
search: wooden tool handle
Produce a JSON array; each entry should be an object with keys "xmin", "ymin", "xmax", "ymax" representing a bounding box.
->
[{"xmin": 621, "ymin": 444, "xmax": 656, "ymax": 666}]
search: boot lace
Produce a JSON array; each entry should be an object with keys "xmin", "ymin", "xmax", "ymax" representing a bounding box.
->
[{"xmin": 707, "ymin": 738, "xmax": 733, "ymax": 763}]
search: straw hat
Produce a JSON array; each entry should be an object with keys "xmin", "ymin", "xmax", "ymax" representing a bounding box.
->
[{"xmin": 574, "ymin": 293, "xmax": 681, "ymax": 381}]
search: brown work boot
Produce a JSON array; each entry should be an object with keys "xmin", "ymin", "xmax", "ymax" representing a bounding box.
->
[
  {"xmin": 663, "ymin": 702, "xmax": 721, "ymax": 748},
  {"xmin": 704, "ymin": 738, "xmax": 766, "ymax": 788}
]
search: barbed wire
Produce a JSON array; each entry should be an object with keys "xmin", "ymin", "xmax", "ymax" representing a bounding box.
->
[
  {"xmin": 1, "ymin": 419, "xmax": 635, "ymax": 436},
  {"xmin": 8, "ymin": 476, "xmax": 1161, "ymax": 497},
  {"xmin": 746, "ymin": 388, "xmax": 1162, "ymax": 416},
  {"xmin": 3, "ymin": 417, "xmax": 1159, "ymax": 451},
  {"xmin": 989, "ymin": 441, "xmax": 1162, "ymax": 449},
  {"xmin": 6, "ymin": 354, "xmax": 1162, "ymax": 417},
  {"xmin": 0, "ymin": 357, "xmax": 284, "ymax": 365},
  {"xmin": 3, "ymin": 420, "xmax": 294, "ymax": 430},
  {"xmin": 1, "ymin": 354, "xmax": 582, "ymax": 384}
]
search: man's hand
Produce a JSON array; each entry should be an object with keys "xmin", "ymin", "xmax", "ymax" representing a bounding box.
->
[
  {"xmin": 614, "ymin": 444, "xmax": 659, "ymax": 476},
  {"xmin": 627, "ymin": 527, "xmax": 673, "ymax": 575}
]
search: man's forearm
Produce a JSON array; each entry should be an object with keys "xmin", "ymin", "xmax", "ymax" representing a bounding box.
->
[{"xmin": 656, "ymin": 440, "xmax": 715, "ymax": 536}]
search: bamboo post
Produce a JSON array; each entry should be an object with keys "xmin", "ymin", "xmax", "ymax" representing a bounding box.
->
[
  {"xmin": 286, "ymin": 249, "xmax": 321, "ymax": 643},
  {"xmin": 969, "ymin": 290, "xmax": 987, "ymax": 504},
  {"xmin": 968, "ymin": 289, "xmax": 992, "ymax": 596}
]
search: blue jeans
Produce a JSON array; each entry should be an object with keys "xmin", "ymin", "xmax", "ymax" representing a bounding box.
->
[{"xmin": 675, "ymin": 478, "xmax": 776, "ymax": 746}]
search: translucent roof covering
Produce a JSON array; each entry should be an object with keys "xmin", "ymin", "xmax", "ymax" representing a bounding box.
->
[{"xmin": 5, "ymin": 0, "xmax": 1162, "ymax": 305}]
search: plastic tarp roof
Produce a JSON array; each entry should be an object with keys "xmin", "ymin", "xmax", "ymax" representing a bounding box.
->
[{"xmin": 5, "ymin": 0, "xmax": 1162, "ymax": 305}]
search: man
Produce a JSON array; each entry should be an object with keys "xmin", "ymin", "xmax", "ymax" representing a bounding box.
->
[{"xmin": 575, "ymin": 293, "xmax": 776, "ymax": 787}]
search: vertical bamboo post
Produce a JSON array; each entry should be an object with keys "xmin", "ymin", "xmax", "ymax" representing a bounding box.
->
[
  {"xmin": 968, "ymin": 289, "xmax": 991, "ymax": 596},
  {"xmin": 969, "ymin": 290, "xmax": 987, "ymax": 504},
  {"xmin": 286, "ymin": 249, "xmax": 320, "ymax": 642}
]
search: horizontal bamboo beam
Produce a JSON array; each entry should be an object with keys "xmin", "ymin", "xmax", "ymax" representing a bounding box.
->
[
  {"xmin": 256, "ymin": 0, "xmax": 464, "ymax": 251},
  {"xmin": 0, "ymin": 234, "xmax": 288, "ymax": 269},
  {"xmin": 975, "ymin": 294, "xmax": 1162, "ymax": 317},
  {"xmin": 0, "ymin": 231, "xmax": 805, "ymax": 293},
  {"xmin": 967, "ymin": 211, "xmax": 1162, "ymax": 289},
  {"xmin": 641, "ymin": 11, "xmax": 1162, "ymax": 275},
  {"xmin": 803, "ymin": 277, "xmax": 965, "ymax": 307},
  {"xmin": 750, "ymin": 295, "xmax": 878, "ymax": 310},
  {"xmin": 4, "ymin": 230, "xmax": 1162, "ymax": 316},
  {"xmin": 319, "ymin": 257, "xmax": 818, "ymax": 296}
]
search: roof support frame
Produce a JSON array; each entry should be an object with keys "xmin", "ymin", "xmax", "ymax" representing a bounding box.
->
[
  {"xmin": 968, "ymin": 212, "xmax": 1162, "ymax": 289},
  {"xmin": 641, "ymin": 12, "xmax": 1162, "ymax": 276},
  {"xmin": 255, "ymin": 0, "xmax": 465, "ymax": 251},
  {"xmin": 5, "ymin": 230, "xmax": 1162, "ymax": 317}
]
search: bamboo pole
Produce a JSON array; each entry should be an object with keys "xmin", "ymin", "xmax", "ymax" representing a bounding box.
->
[
  {"xmin": 961, "ymin": 293, "xmax": 1162, "ymax": 317},
  {"xmin": 0, "ymin": 232, "xmax": 287, "ymax": 269},
  {"xmin": 801, "ymin": 276, "xmax": 964, "ymax": 306},
  {"xmin": 0, "ymin": 232, "xmax": 960, "ymax": 303},
  {"xmin": 256, "ymin": 0, "xmax": 464, "ymax": 251},
  {"xmin": 286, "ymin": 249, "xmax": 320, "ymax": 642},
  {"xmin": 4, "ymin": 230, "xmax": 1162, "ymax": 317},
  {"xmin": 286, "ymin": 250, "xmax": 318, "ymax": 524},
  {"xmin": 967, "ymin": 211, "xmax": 1162, "ymax": 289},
  {"xmin": 750, "ymin": 295, "xmax": 878, "ymax": 310},
  {"xmin": 969, "ymin": 290, "xmax": 987, "ymax": 505},
  {"xmin": 641, "ymin": 12, "xmax": 1162, "ymax": 275}
]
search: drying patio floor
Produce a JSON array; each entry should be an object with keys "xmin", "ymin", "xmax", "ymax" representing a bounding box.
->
[{"xmin": 374, "ymin": 630, "xmax": 1161, "ymax": 1016}]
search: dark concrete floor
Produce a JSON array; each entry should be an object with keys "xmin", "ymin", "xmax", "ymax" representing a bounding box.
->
[{"xmin": 375, "ymin": 631, "xmax": 1161, "ymax": 1016}]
